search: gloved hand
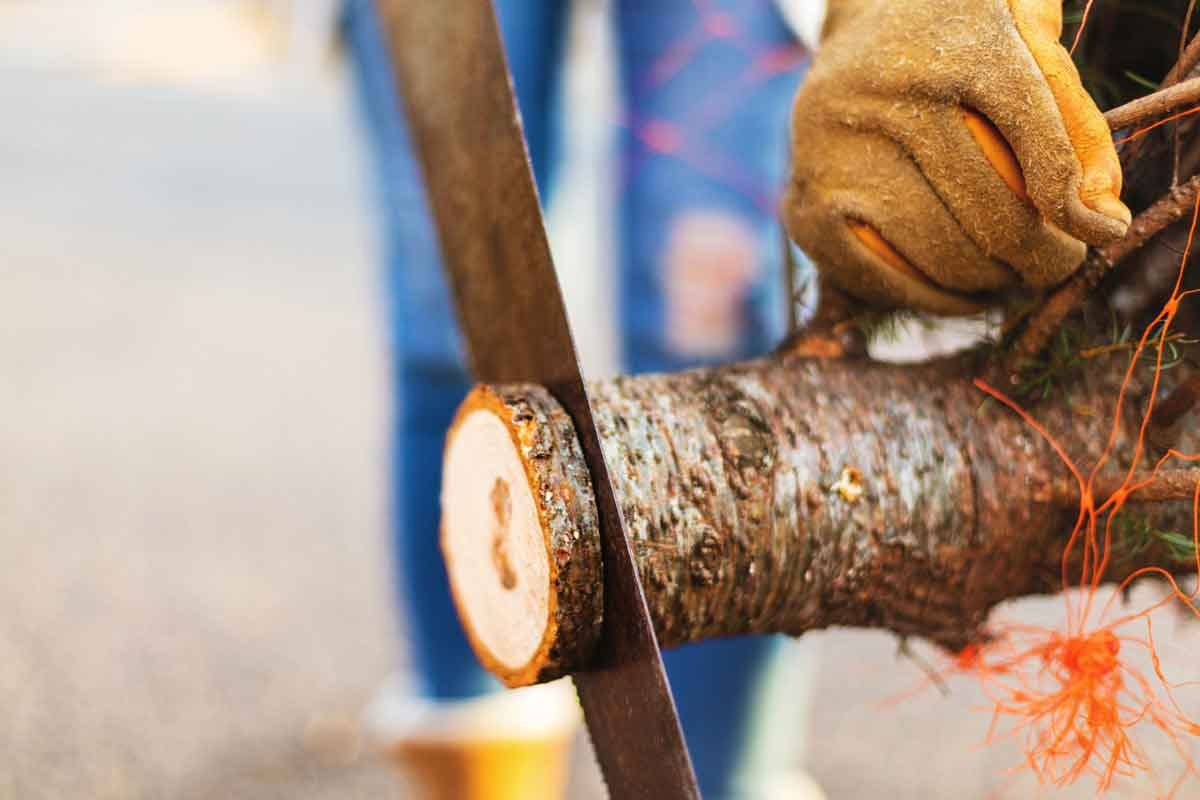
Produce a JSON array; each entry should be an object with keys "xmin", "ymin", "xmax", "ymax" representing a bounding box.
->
[{"xmin": 783, "ymin": 0, "xmax": 1131, "ymax": 314}]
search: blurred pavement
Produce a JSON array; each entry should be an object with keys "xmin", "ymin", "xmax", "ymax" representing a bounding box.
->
[{"xmin": 0, "ymin": 8, "xmax": 395, "ymax": 795}]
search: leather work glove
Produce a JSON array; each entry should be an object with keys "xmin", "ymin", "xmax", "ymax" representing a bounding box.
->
[{"xmin": 783, "ymin": 0, "xmax": 1132, "ymax": 314}]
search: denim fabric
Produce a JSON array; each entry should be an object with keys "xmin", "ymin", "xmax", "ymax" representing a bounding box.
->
[
  {"xmin": 613, "ymin": 0, "xmax": 800, "ymax": 373},
  {"xmin": 343, "ymin": 1, "xmax": 806, "ymax": 794}
]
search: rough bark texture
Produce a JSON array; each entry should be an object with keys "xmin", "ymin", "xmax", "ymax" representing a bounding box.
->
[
  {"xmin": 449, "ymin": 349, "xmax": 1200, "ymax": 685},
  {"xmin": 588, "ymin": 354, "xmax": 1044, "ymax": 652}
]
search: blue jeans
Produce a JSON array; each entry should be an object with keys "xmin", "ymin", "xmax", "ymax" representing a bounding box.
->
[{"xmin": 342, "ymin": 1, "xmax": 807, "ymax": 795}]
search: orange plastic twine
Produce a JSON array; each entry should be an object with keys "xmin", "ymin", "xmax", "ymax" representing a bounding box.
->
[
  {"xmin": 1069, "ymin": 0, "xmax": 1096, "ymax": 55},
  {"xmin": 958, "ymin": 193, "xmax": 1200, "ymax": 795}
]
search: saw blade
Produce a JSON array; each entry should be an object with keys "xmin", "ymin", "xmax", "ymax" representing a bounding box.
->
[{"xmin": 373, "ymin": 1, "xmax": 701, "ymax": 797}]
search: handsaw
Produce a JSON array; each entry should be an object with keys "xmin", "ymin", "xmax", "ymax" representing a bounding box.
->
[{"xmin": 371, "ymin": 1, "xmax": 701, "ymax": 797}]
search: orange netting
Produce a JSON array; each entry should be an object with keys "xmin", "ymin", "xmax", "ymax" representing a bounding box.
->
[{"xmin": 956, "ymin": 191, "xmax": 1200, "ymax": 795}]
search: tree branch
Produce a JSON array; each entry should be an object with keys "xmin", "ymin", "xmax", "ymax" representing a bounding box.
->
[
  {"xmin": 1175, "ymin": 3, "xmax": 1198, "ymax": 184},
  {"xmin": 442, "ymin": 347, "xmax": 1200, "ymax": 684},
  {"xmin": 1165, "ymin": 28, "xmax": 1200, "ymax": 89},
  {"xmin": 776, "ymin": 276, "xmax": 867, "ymax": 359},
  {"xmin": 1105, "ymin": 76, "xmax": 1200, "ymax": 135},
  {"xmin": 1044, "ymin": 469, "xmax": 1200, "ymax": 505},
  {"xmin": 1003, "ymin": 175, "xmax": 1200, "ymax": 375},
  {"xmin": 1153, "ymin": 374, "xmax": 1200, "ymax": 429},
  {"xmin": 1104, "ymin": 469, "xmax": 1200, "ymax": 503}
]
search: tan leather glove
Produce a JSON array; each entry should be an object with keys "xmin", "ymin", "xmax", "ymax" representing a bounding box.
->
[{"xmin": 783, "ymin": 0, "xmax": 1131, "ymax": 314}]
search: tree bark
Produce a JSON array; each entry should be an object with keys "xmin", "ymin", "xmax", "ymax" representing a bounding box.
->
[{"xmin": 442, "ymin": 350, "xmax": 1200, "ymax": 687}]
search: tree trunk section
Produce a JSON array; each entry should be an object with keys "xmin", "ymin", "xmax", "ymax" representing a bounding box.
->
[{"xmin": 442, "ymin": 350, "xmax": 1198, "ymax": 686}]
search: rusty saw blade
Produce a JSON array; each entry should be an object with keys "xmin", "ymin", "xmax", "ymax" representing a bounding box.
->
[{"xmin": 373, "ymin": 1, "xmax": 700, "ymax": 797}]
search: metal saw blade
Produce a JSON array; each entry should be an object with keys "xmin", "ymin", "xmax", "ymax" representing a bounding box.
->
[{"xmin": 373, "ymin": 1, "xmax": 701, "ymax": 796}]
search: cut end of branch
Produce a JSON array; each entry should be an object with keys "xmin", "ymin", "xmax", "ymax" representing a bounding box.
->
[
  {"xmin": 440, "ymin": 384, "xmax": 603, "ymax": 686},
  {"xmin": 442, "ymin": 404, "xmax": 549, "ymax": 678}
]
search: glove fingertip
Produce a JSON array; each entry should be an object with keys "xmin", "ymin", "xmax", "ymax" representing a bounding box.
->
[{"xmin": 1085, "ymin": 194, "xmax": 1132, "ymax": 241}]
